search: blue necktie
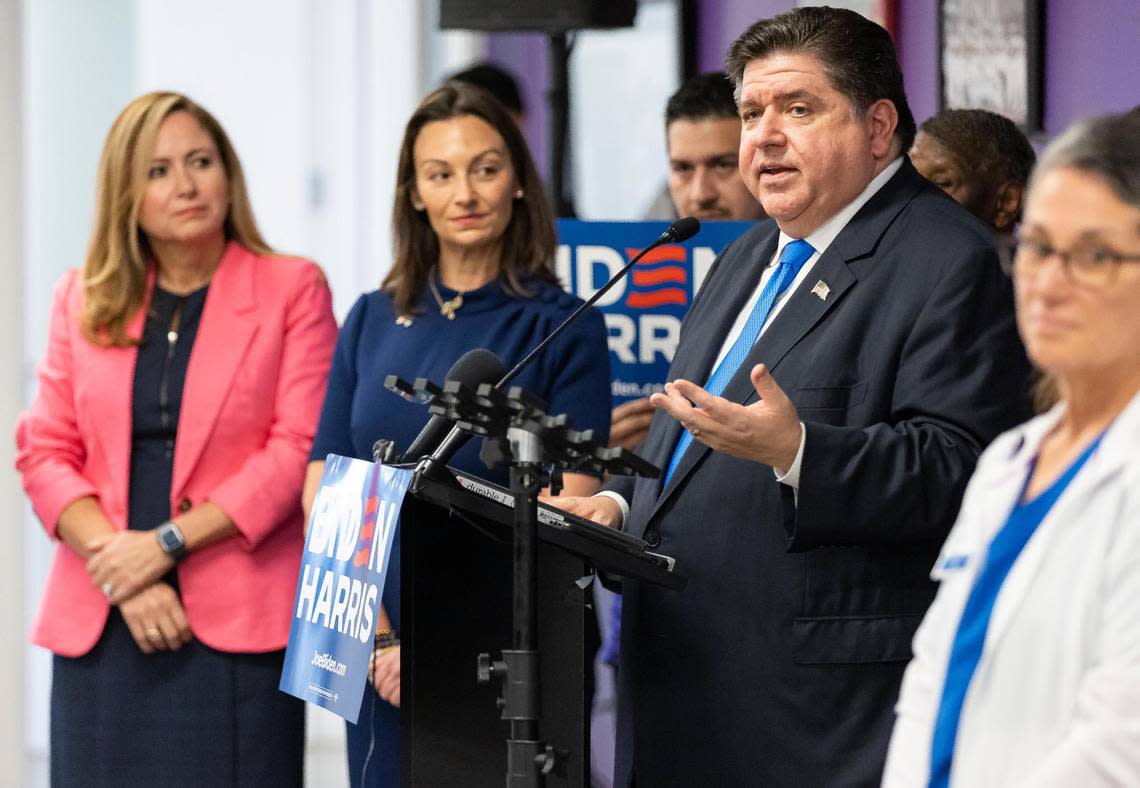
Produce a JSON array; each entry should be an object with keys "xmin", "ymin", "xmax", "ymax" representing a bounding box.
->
[{"xmin": 661, "ymin": 238, "xmax": 815, "ymax": 486}]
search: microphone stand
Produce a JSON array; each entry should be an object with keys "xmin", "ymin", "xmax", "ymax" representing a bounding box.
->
[
  {"xmin": 389, "ymin": 376, "xmax": 658, "ymax": 786},
  {"xmin": 497, "ymin": 425, "xmax": 552, "ymax": 785}
]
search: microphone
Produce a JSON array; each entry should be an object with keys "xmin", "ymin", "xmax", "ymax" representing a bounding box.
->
[
  {"xmin": 420, "ymin": 217, "xmax": 701, "ymax": 476},
  {"xmin": 496, "ymin": 216, "xmax": 701, "ymax": 390},
  {"xmin": 661, "ymin": 215, "xmax": 700, "ymax": 243},
  {"xmin": 399, "ymin": 348, "xmax": 505, "ymax": 462}
]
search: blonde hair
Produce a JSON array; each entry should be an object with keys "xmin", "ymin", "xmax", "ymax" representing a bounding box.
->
[{"xmin": 82, "ymin": 91, "xmax": 272, "ymax": 346}]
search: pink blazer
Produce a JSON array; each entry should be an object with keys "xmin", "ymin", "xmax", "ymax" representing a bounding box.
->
[{"xmin": 16, "ymin": 242, "xmax": 338, "ymax": 656}]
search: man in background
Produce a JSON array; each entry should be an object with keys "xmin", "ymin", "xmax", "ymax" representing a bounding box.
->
[
  {"xmin": 614, "ymin": 72, "xmax": 766, "ymax": 451},
  {"xmin": 910, "ymin": 108, "xmax": 1036, "ymax": 243},
  {"xmin": 447, "ymin": 61, "xmax": 526, "ymax": 130},
  {"xmin": 665, "ymin": 71, "xmax": 767, "ymax": 224}
]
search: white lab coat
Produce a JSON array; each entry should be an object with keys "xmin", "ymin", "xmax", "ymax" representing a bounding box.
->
[{"xmin": 882, "ymin": 388, "xmax": 1140, "ymax": 788}]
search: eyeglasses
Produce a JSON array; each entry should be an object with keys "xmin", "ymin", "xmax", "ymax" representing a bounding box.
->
[{"xmin": 1004, "ymin": 235, "xmax": 1140, "ymax": 287}]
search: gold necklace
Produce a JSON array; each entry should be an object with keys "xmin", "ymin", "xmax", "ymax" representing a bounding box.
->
[{"xmin": 428, "ymin": 272, "xmax": 465, "ymax": 320}]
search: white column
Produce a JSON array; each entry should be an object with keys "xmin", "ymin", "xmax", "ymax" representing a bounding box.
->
[
  {"xmin": 20, "ymin": 0, "xmax": 136, "ymax": 775},
  {"xmin": 0, "ymin": 0, "xmax": 26, "ymax": 782},
  {"xmin": 435, "ymin": 30, "xmax": 490, "ymax": 77}
]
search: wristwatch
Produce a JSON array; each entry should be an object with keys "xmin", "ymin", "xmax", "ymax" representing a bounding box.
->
[{"xmin": 155, "ymin": 520, "xmax": 188, "ymax": 562}]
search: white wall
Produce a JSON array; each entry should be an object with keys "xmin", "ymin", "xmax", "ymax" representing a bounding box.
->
[
  {"xmin": 1, "ymin": 0, "xmax": 26, "ymax": 783},
  {"xmin": 570, "ymin": 1, "xmax": 679, "ymax": 220},
  {"xmin": 20, "ymin": 0, "xmax": 137, "ymax": 765}
]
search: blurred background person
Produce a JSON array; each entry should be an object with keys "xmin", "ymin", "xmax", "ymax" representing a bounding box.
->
[
  {"xmin": 884, "ymin": 110, "xmax": 1140, "ymax": 787},
  {"xmin": 612, "ymin": 71, "xmax": 768, "ymax": 453},
  {"xmin": 14, "ymin": 92, "xmax": 338, "ymax": 788},
  {"xmin": 910, "ymin": 108, "xmax": 1036, "ymax": 240},
  {"xmin": 664, "ymin": 71, "xmax": 767, "ymax": 225},
  {"xmin": 446, "ymin": 61, "xmax": 527, "ymax": 131},
  {"xmin": 303, "ymin": 82, "xmax": 612, "ymax": 788}
]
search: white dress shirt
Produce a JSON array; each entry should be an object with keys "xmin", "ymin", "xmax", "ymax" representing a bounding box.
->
[{"xmin": 600, "ymin": 157, "xmax": 904, "ymax": 526}]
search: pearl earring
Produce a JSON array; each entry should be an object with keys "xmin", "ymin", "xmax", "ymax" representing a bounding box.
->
[{"xmin": 515, "ymin": 189, "xmax": 525, "ymax": 199}]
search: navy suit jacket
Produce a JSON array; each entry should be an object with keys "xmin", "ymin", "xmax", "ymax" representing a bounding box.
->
[{"xmin": 606, "ymin": 159, "xmax": 1032, "ymax": 787}]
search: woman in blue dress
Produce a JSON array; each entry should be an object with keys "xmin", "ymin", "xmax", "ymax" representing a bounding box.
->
[{"xmin": 304, "ymin": 82, "xmax": 612, "ymax": 788}]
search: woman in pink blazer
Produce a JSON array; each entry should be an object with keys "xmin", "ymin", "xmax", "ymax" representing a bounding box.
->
[{"xmin": 15, "ymin": 92, "xmax": 337, "ymax": 788}]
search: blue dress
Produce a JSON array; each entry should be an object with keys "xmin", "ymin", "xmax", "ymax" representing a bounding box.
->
[{"xmin": 310, "ymin": 276, "xmax": 612, "ymax": 788}]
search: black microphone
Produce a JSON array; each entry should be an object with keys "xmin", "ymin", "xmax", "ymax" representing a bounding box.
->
[
  {"xmin": 496, "ymin": 216, "xmax": 701, "ymax": 390},
  {"xmin": 399, "ymin": 348, "xmax": 505, "ymax": 462},
  {"xmin": 661, "ymin": 215, "xmax": 700, "ymax": 243},
  {"xmin": 421, "ymin": 217, "xmax": 701, "ymax": 475}
]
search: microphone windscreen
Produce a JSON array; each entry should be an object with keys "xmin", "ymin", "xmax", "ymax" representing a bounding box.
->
[
  {"xmin": 399, "ymin": 349, "xmax": 505, "ymax": 462},
  {"xmin": 449, "ymin": 348, "xmax": 506, "ymax": 387},
  {"xmin": 666, "ymin": 216, "xmax": 701, "ymax": 243}
]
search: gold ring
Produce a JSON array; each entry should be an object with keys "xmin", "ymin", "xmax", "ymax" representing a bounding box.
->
[{"xmin": 146, "ymin": 628, "xmax": 162, "ymax": 640}]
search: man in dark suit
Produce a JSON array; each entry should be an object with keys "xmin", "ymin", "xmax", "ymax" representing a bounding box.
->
[{"xmin": 552, "ymin": 7, "xmax": 1031, "ymax": 787}]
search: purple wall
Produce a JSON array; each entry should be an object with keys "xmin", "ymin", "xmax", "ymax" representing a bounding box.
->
[
  {"xmin": 695, "ymin": 0, "xmax": 789, "ymax": 72},
  {"xmin": 485, "ymin": 35, "xmax": 550, "ymax": 177},
  {"xmin": 895, "ymin": 0, "xmax": 940, "ymax": 127},
  {"xmin": 1042, "ymin": 0, "xmax": 1140, "ymax": 134},
  {"xmin": 491, "ymin": 0, "xmax": 1139, "ymax": 160},
  {"xmin": 693, "ymin": 0, "xmax": 1139, "ymax": 136}
]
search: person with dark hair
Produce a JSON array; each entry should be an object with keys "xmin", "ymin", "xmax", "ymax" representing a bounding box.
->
[
  {"xmin": 447, "ymin": 61, "xmax": 526, "ymax": 127},
  {"xmin": 302, "ymin": 82, "xmax": 612, "ymax": 788},
  {"xmin": 550, "ymin": 7, "xmax": 1030, "ymax": 786},
  {"xmin": 612, "ymin": 71, "xmax": 767, "ymax": 453},
  {"xmin": 911, "ymin": 108, "xmax": 1036, "ymax": 236},
  {"xmin": 665, "ymin": 71, "xmax": 767, "ymax": 225},
  {"xmin": 885, "ymin": 110, "xmax": 1140, "ymax": 787}
]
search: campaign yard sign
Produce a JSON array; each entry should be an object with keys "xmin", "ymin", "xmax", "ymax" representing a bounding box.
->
[
  {"xmin": 556, "ymin": 220, "xmax": 753, "ymax": 405},
  {"xmin": 279, "ymin": 455, "xmax": 413, "ymax": 723}
]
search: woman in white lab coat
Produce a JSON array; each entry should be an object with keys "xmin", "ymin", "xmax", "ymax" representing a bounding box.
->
[{"xmin": 882, "ymin": 110, "xmax": 1140, "ymax": 787}]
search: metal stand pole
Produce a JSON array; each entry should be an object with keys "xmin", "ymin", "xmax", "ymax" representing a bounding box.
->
[
  {"xmin": 547, "ymin": 31, "xmax": 573, "ymax": 217},
  {"xmin": 477, "ymin": 428, "xmax": 559, "ymax": 787}
]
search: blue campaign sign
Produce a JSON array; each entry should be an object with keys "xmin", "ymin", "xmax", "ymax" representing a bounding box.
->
[
  {"xmin": 556, "ymin": 220, "xmax": 753, "ymax": 404},
  {"xmin": 279, "ymin": 455, "xmax": 413, "ymax": 723}
]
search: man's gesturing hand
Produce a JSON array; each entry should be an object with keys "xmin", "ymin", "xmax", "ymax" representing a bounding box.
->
[{"xmin": 650, "ymin": 364, "xmax": 802, "ymax": 471}]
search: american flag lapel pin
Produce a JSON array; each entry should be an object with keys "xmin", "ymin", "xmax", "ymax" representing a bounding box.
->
[{"xmin": 810, "ymin": 280, "xmax": 831, "ymax": 301}]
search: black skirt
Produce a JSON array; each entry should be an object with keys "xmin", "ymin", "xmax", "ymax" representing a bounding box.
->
[{"xmin": 51, "ymin": 610, "xmax": 304, "ymax": 788}]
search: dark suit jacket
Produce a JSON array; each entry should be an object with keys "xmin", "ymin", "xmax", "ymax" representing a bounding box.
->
[{"xmin": 606, "ymin": 159, "xmax": 1032, "ymax": 788}]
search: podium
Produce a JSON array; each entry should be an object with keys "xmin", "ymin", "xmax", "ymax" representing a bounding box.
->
[{"xmin": 398, "ymin": 467, "xmax": 684, "ymax": 787}]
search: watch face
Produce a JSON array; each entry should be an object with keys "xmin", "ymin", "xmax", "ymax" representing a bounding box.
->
[{"xmin": 158, "ymin": 523, "xmax": 184, "ymax": 553}]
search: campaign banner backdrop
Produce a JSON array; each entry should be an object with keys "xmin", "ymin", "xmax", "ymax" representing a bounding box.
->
[
  {"xmin": 279, "ymin": 456, "xmax": 412, "ymax": 723},
  {"xmin": 556, "ymin": 220, "xmax": 753, "ymax": 405}
]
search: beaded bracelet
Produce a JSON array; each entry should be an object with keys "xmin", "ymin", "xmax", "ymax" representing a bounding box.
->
[{"xmin": 374, "ymin": 628, "xmax": 400, "ymax": 653}]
